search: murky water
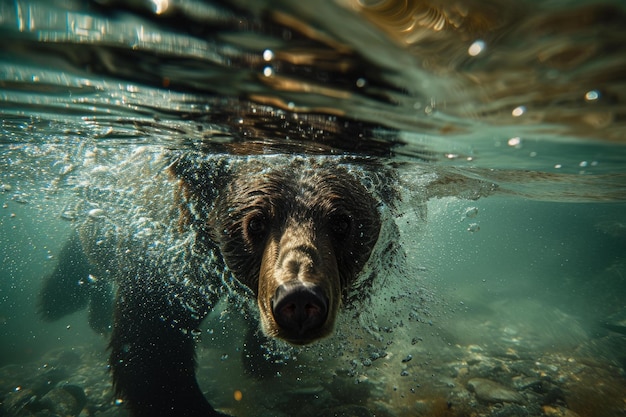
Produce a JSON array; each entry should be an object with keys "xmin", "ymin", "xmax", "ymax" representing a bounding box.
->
[{"xmin": 1, "ymin": 1, "xmax": 626, "ymax": 416}]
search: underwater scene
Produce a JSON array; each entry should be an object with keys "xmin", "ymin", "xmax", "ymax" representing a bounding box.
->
[{"xmin": 1, "ymin": 0, "xmax": 626, "ymax": 416}]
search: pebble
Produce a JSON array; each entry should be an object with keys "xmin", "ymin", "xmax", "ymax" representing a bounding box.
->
[
  {"xmin": 467, "ymin": 378, "xmax": 525, "ymax": 404},
  {"xmin": 0, "ymin": 327, "xmax": 624, "ymax": 417},
  {"xmin": 542, "ymin": 405, "xmax": 581, "ymax": 417}
]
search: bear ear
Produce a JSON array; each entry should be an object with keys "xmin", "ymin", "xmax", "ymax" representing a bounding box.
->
[
  {"xmin": 166, "ymin": 156, "xmax": 199, "ymax": 187},
  {"xmin": 167, "ymin": 155, "xmax": 234, "ymax": 234},
  {"xmin": 167, "ymin": 155, "xmax": 233, "ymax": 200},
  {"xmin": 167, "ymin": 157, "xmax": 194, "ymax": 194}
]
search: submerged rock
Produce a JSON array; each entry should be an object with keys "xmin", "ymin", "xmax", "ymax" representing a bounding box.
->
[
  {"xmin": 467, "ymin": 378, "xmax": 524, "ymax": 404},
  {"xmin": 317, "ymin": 404, "xmax": 373, "ymax": 417},
  {"xmin": 38, "ymin": 384, "xmax": 86, "ymax": 417},
  {"xmin": 1, "ymin": 388, "xmax": 37, "ymax": 416},
  {"xmin": 542, "ymin": 405, "xmax": 581, "ymax": 417}
]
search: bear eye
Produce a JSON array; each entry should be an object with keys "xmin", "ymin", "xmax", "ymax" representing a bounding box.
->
[
  {"xmin": 245, "ymin": 214, "xmax": 267, "ymax": 240},
  {"xmin": 330, "ymin": 213, "xmax": 352, "ymax": 240}
]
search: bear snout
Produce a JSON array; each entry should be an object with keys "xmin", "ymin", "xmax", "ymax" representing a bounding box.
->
[
  {"xmin": 258, "ymin": 227, "xmax": 341, "ymax": 345},
  {"xmin": 271, "ymin": 282, "xmax": 329, "ymax": 341}
]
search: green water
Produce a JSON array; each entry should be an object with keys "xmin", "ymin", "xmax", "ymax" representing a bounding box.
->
[{"xmin": 1, "ymin": 0, "xmax": 626, "ymax": 416}]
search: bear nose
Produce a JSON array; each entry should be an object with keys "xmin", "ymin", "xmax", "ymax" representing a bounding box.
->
[{"xmin": 271, "ymin": 283, "xmax": 328, "ymax": 336}]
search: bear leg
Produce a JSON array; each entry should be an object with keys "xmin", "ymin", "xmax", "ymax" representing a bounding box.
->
[
  {"xmin": 87, "ymin": 279, "xmax": 114, "ymax": 334},
  {"xmin": 38, "ymin": 232, "xmax": 93, "ymax": 322},
  {"xmin": 109, "ymin": 281, "xmax": 228, "ymax": 417}
]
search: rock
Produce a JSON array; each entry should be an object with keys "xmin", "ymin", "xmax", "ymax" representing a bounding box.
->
[
  {"xmin": 467, "ymin": 378, "xmax": 524, "ymax": 404},
  {"xmin": 55, "ymin": 350, "xmax": 82, "ymax": 367},
  {"xmin": 38, "ymin": 384, "xmax": 86, "ymax": 416},
  {"xmin": 318, "ymin": 404, "xmax": 373, "ymax": 417},
  {"xmin": 30, "ymin": 367, "xmax": 70, "ymax": 395},
  {"xmin": 286, "ymin": 385, "xmax": 325, "ymax": 396},
  {"xmin": 512, "ymin": 375, "xmax": 543, "ymax": 392},
  {"xmin": 1, "ymin": 387, "xmax": 37, "ymax": 416},
  {"xmin": 491, "ymin": 403, "xmax": 535, "ymax": 417},
  {"xmin": 542, "ymin": 405, "xmax": 581, "ymax": 417},
  {"xmin": 542, "ymin": 384, "xmax": 566, "ymax": 406}
]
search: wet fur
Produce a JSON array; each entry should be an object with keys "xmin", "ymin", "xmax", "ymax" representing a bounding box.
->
[{"xmin": 39, "ymin": 155, "xmax": 384, "ymax": 416}]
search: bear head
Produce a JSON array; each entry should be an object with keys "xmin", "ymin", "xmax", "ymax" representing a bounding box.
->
[{"xmin": 207, "ymin": 159, "xmax": 382, "ymax": 345}]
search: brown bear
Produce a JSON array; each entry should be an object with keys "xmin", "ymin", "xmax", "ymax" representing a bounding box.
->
[{"xmin": 39, "ymin": 151, "xmax": 393, "ymax": 416}]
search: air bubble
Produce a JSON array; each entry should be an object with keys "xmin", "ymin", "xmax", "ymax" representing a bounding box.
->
[
  {"xmin": 467, "ymin": 223, "xmax": 480, "ymax": 233},
  {"xmin": 61, "ymin": 211, "xmax": 76, "ymax": 221},
  {"xmin": 585, "ymin": 90, "xmax": 600, "ymax": 101},
  {"xmin": 150, "ymin": 0, "xmax": 169, "ymax": 14},
  {"xmin": 468, "ymin": 40, "xmax": 485, "ymax": 56},
  {"xmin": 88, "ymin": 208, "xmax": 105, "ymax": 218},
  {"xmin": 512, "ymin": 106, "xmax": 526, "ymax": 117},
  {"xmin": 262, "ymin": 49, "xmax": 274, "ymax": 61},
  {"xmin": 507, "ymin": 137, "xmax": 522, "ymax": 147},
  {"xmin": 464, "ymin": 207, "xmax": 478, "ymax": 219}
]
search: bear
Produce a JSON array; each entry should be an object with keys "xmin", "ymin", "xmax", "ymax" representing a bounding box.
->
[{"xmin": 38, "ymin": 151, "xmax": 396, "ymax": 417}]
